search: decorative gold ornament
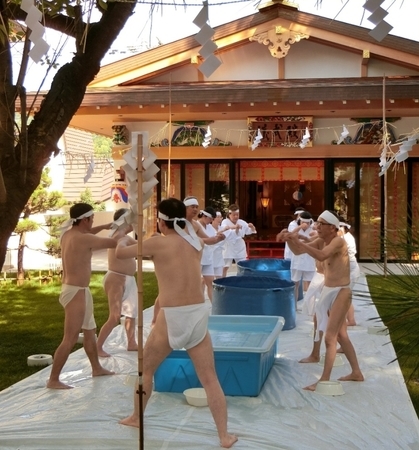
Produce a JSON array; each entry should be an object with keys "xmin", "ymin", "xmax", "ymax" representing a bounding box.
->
[{"xmin": 249, "ymin": 27, "xmax": 309, "ymax": 58}]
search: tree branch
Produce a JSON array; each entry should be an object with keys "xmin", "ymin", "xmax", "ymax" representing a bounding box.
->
[{"xmin": 7, "ymin": 3, "xmax": 78, "ymax": 38}]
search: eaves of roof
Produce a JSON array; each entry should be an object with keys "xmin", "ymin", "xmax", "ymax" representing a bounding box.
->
[{"xmin": 80, "ymin": 76, "xmax": 419, "ymax": 106}]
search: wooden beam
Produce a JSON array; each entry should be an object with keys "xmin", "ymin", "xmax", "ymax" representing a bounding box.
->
[{"xmin": 149, "ymin": 144, "xmax": 419, "ymax": 160}]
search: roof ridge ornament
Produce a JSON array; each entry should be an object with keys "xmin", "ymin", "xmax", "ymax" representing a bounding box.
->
[{"xmin": 249, "ymin": 26, "xmax": 309, "ymax": 59}]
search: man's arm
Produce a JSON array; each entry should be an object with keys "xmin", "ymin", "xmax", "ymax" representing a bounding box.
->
[
  {"xmin": 116, "ymin": 234, "xmax": 165, "ymax": 259},
  {"xmin": 83, "ymin": 233, "xmax": 117, "ymax": 250},
  {"xmin": 285, "ymin": 234, "xmax": 343, "ymax": 261},
  {"xmin": 116, "ymin": 236, "xmax": 138, "ymax": 259},
  {"xmin": 194, "ymin": 220, "xmax": 225, "ymax": 245},
  {"xmin": 90, "ymin": 222, "xmax": 112, "ymax": 235}
]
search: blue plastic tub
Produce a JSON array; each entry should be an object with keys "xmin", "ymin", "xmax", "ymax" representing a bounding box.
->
[
  {"xmin": 237, "ymin": 258, "xmax": 303, "ymax": 300},
  {"xmin": 154, "ymin": 315, "xmax": 284, "ymax": 396},
  {"xmin": 212, "ymin": 275, "xmax": 296, "ymax": 330}
]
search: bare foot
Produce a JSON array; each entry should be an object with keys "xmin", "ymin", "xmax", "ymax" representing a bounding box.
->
[
  {"xmin": 92, "ymin": 367, "xmax": 115, "ymax": 377},
  {"xmin": 220, "ymin": 434, "xmax": 238, "ymax": 448},
  {"xmin": 97, "ymin": 349, "xmax": 111, "ymax": 358},
  {"xmin": 346, "ymin": 322, "xmax": 357, "ymax": 326},
  {"xmin": 127, "ymin": 344, "xmax": 138, "ymax": 352},
  {"xmin": 338, "ymin": 372, "xmax": 364, "ymax": 382},
  {"xmin": 336, "ymin": 347, "xmax": 344, "ymax": 353},
  {"xmin": 299, "ymin": 355, "xmax": 320, "ymax": 363},
  {"xmin": 46, "ymin": 380, "xmax": 73, "ymax": 389},
  {"xmin": 302, "ymin": 382, "xmax": 318, "ymax": 391},
  {"xmin": 119, "ymin": 414, "xmax": 139, "ymax": 427}
]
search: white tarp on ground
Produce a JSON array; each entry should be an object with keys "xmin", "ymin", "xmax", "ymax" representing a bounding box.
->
[{"xmin": 1, "ymin": 274, "xmax": 419, "ymax": 450}]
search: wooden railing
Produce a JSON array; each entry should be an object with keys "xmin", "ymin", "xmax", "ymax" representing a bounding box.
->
[{"xmin": 245, "ymin": 240, "xmax": 285, "ymax": 259}]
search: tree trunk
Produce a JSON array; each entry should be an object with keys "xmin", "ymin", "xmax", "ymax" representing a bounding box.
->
[
  {"xmin": 17, "ymin": 231, "xmax": 26, "ymax": 285},
  {"xmin": 0, "ymin": 1, "xmax": 136, "ymax": 270}
]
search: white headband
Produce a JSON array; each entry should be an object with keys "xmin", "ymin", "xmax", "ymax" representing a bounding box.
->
[
  {"xmin": 216, "ymin": 212, "xmax": 222, "ymax": 217},
  {"xmin": 300, "ymin": 218, "xmax": 312, "ymax": 223},
  {"xmin": 158, "ymin": 212, "xmax": 202, "ymax": 251},
  {"xmin": 200, "ymin": 210, "xmax": 213, "ymax": 218},
  {"xmin": 294, "ymin": 210, "xmax": 304, "ymax": 215},
  {"xmin": 318, "ymin": 211, "xmax": 340, "ymax": 229},
  {"xmin": 184, "ymin": 198, "xmax": 199, "ymax": 207},
  {"xmin": 228, "ymin": 209, "xmax": 239, "ymax": 214},
  {"xmin": 59, "ymin": 209, "xmax": 94, "ymax": 241},
  {"xmin": 339, "ymin": 222, "xmax": 351, "ymax": 229}
]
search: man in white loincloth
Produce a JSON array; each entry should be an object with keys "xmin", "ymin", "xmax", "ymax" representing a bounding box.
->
[
  {"xmin": 47, "ymin": 203, "xmax": 120, "ymax": 389},
  {"xmin": 116, "ymin": 198, "xmax": 237, "ymax": 448},
  {"xmin": 277, "ymin": 210, "xmax": 364, "ymax": 390},
  {"xmin": 96, "ymin": 208, "xmax": 138, "ymax": 357}
]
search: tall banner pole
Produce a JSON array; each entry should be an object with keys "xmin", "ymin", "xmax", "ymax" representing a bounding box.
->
[{"xmin": 136, "ymin": 134, "xmax": 145, "ymax": 450}]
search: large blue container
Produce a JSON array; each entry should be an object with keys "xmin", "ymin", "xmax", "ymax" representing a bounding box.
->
[
  {"xmin": 237, "ymin": 258, "xmax": 303, "ymax": 300},
  {"xmin": 154, "ymin": 315, "xmax": 284, "ymax": 396},
  {"xmin": 212, "ymin": 275, "xmax": 296, "ymax": 330}
]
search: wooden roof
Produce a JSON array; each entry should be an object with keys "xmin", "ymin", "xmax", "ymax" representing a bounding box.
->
[{"xmin": 24, "ymin": 3, "xmax": 419, "ymax": 136}]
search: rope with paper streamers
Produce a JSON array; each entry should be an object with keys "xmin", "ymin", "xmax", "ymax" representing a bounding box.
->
[
  {"xmin": 378, "ymin": 127, "xmax": 419, "ymax": 176},
  {"xmin": 149, "ymin": 120, "xmax": 401, "ymax": 149}
]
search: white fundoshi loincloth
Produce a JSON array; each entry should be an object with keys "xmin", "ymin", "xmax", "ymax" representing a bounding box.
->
[
  {"xmin": 161, "ymin": 302, "xmax": 211, "ymax": 350},
  {"xmin": 314, "ymin": 284, "xmax": 350, "ymax": 341},
  {"xmin": 302, "ymin": 272, "xmax": 325, "ymax": 316},
  {"xmin": 103, "ymin": 271, "xmax": 138, "ymax": 319}
]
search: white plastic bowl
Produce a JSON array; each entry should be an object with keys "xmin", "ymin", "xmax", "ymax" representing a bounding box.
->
[
  {"xmin": 315, "ymin": 381, "xmax": 345, "ymax": 396},
  {"xmin": 183, "ymin": 388, "xmax": 208, "ymax": 407},
  {"xmin": 318, "ymin": 354, "xmax": 344, "ymax": 367}
]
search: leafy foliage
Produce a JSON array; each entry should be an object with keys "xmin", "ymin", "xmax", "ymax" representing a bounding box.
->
[
  {"xmin": 13, "ymin": 168, "xmax": 66, "ymax": 276},
  {"xmin": 93, "ymin": 134, "xmax": 113, "ymax": 158},
  {"xmin": 78, "ymin": 188, "xmax": 106, "ymax": 211},
  {"xmin": 14, "ymin": 218, "xmax": 39, "ymax": 234},
  {"xmin": 44, "ymin": 214, "xmax": 67, "ymax": 258}
]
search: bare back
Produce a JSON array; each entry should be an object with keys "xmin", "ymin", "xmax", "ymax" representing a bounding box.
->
[
  {"xmin": 61, "ymin": 228, "xmax": 116, "ymax": 287},
  {"xmin": 143, "ymin": 233, "xmax": 205, "ymax": 307},
  {"xmin": 108, "ymin": 248, "xmax": 136, "ymax": 275}
]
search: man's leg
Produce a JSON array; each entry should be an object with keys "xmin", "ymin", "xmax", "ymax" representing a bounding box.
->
[
  {"xmin": 119, "ymin": 308, "xmax": 172, "ymax": 427},
  {"xmin": 47, "ymin": 289, "xmax": 86, "ymax": 389},
  {"xmin": 124, "ymin": 317, "xmax": 138, "ymax": 351},
  {"xmin": 97, "ymin": 275, "xmax": 124, "ymax": 357},
  {"xmin": 151, "ymin": 296, "xmax": 160, "ymax": 327},
  {"xmin": 83, "ymin": 328, "xmax": 115, "ymax": 377},
  {"xmin": 346, "ymin": 303, "xmax": 356, "ymax": 326},
  {"xmin": 203, "ymin": 275, "xmax": 214, "ymax": 301},
  {"xmin": 188, "ymin": 334, "xmax": 237, "ymax": 448},
  {"xmin": 303, "ymin": 288, "xmax": 351, "ymax": 391},
  {"xmin": 337, "ymin": 320, "xmax": 364, "ymax": 382},
  {"xmin": 299, "ymin": 315, "xmax": 322, "ymax": 363},
  {"xmin": 293, "ymin": 280, "xmax": 300, "ymax": 309}
]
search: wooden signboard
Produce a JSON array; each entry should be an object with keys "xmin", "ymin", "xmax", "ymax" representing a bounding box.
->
[{"xmin": 248, "ymin": 116, "xmax": 313, "ymax": 148}]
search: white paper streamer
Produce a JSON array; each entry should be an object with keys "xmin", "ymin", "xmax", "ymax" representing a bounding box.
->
[
  {"xmin": 251, "ymin": 128, "xmax": 263, "ymax": 151},
  {"xmin": 20, "ymin": 0, "xmax": 50, "ymax": 63}
]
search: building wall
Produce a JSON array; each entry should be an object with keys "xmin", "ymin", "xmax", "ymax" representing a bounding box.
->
[
  {"xmin": 146, "ymin": 40, "xmax": 419, "ymax": 84},
  {"xmin": 285, "ymin": 40, "xmax": 361, "ymax": 78}
]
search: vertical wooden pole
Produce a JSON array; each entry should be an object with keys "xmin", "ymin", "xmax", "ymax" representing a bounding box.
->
[
  {"xmin": 136, "ymin": 135, "xmax": 144, "ymax": 450},
  {"xmin": 382, "ymin": 76, "xmax": 388, "ymax": 277}
]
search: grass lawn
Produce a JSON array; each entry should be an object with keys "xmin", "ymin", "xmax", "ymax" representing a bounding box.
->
[
  {"xmin": 367, "ymin": 274, "xmax": 419, "ymax": 418},
  {"xmin": 0, "ymin": 271, "xmax": 158, "ymax": 391}
]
